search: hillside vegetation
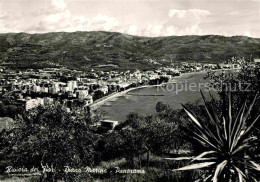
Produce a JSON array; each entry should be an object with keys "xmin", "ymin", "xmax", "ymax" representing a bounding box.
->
[{"xmin": 0, "ymin": 31, "xmax": 259, "ymax": 70}]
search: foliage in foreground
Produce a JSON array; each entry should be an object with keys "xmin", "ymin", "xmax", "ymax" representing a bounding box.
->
[
  {"xmin": 0, "ymin": 104, "xmax": 98, "ymax": 181},
  {"xmin": 168, "ymin": 91, "xmax": 260, "ymax": 182}
]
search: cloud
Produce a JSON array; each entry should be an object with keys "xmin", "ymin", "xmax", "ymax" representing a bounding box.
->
[
  {"xmin": 161, "ymin": 9, "xmax": 210, "ymax": 36},
  {"xmin": 0, "ymin": 1, "xmax": 19, "ymax": 32},
  {"xmin": 124, "ymin": 25, "xmax": 138, "ymax": 35},
  {"xmin": 168, "ymin": 9, "xmax": 210, "ymax": 19},
  {"xmin": 0, "ymin": 1, "xmax": 259, "ymax": 38},
  {"xmin": 140, "ymin": 24, "xmax": 164, "ymax": 37},
  {"xmin": 2, "ymin": 0, "xmax": 211, "ymax": 37},
  {"xmin": 168, "ymin": 9, "xmax": 187, "ymax": 19},
  {"xmin": 89, "ymin": 14, "xmax": 119, "ymax": 31},
  {"xmin": 129, "ymin": 9, "xmax": 210, "ymax": 37},
  {"xmin": 51, "ymin": 0, "xmax": 67, "ymax": 10},
  {"xmin": 26, "ymin": 0, "xmax": 119, "ymax": 33},
  {"xmin": 244, "ymin": 31, "xmax": 251, "ymax": 37}
]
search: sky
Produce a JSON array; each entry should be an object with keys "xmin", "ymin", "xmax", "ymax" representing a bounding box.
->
[{"xmin": 0, "ymin": 0, "xmax": 259, "ymax": 37}]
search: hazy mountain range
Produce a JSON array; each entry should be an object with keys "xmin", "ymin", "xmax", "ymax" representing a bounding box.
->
[{"xmin": 0, "ymin": 31, "xmax": 259, "ymax": 71}]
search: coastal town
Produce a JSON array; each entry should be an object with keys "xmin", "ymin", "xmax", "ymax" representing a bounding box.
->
[
  {"xmin": 1, "ymin": 0, "xmax": 260, "ymax": 181},
  {"xmin": 0, "ymin": 57, "xmax": 259, "ymax": 114}
]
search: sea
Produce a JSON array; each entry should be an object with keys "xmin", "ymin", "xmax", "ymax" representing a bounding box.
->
[{"xmin": 97, "ymin": 72, "xmax": 212, "ymax": 122}]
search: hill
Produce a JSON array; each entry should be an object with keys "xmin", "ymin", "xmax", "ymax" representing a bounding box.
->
[{"xmin": 0, "ymin": 31, "xmax": 259, "ymax": 71}]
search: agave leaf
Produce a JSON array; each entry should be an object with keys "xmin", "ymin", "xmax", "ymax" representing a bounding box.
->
[
  {"xmin": 200, "ymin": 90, "xmax": 218, "ymax": 126},
  {"xmin": 231, "ymin": 101, "xmax": 246, "ymax": 137},
  {"xmin": 242, "ymin": 92, "xmax": 258, "ymax": 123},
  {"xmin": 230, "ymin": 102, "xmax": 247, "ymax": 152},
  {"xmin": 203, "ymin": 174, "xmax": 212, "ymax": 182},
  {"xmin": 228, "ymin": 92, "xmax": 232, "ymax": 150},
  {"xmin": 184, "ymin": 127, "xmax": 208, "ymax": 146},
  {"xmin": 223, "ymin": 116, "xmax": 228, "ymax": 140},
  {"xmin": 250, "ymin": 161, "xmax": 260, "ymax": 171},
  {"xmin": 232, "ymin": 144, "xmax": 251, "ymax": 155},
  {"xmin": 236, "ymin": 136, "xmax": 258, "ymax": 151},
  {"xmin": 165, "ymin": 157, "xmax": 193, "ymax": 161},
  {"xmin": 166, "ymin": 157, "xmax": 216, "ymax": 162},
  {"xmin": 234, "ymin": 166, "xmax": 246, "ymax": 182},
  {"xmin": 182, "ymin": 104, "xmax": 202, "ymax": 128},
  {"xmin": 173, "ymin": 161, "xmax": 216, "ymax": 171},
  {"xmin": 235, "ymin": 115, "xmax": 260, "ymax": 148},
  {"xmin": 191, "ymin": 151, "xmax": 216, "ymax": 162},
  {"xmin": 196, "ymin": 157, "xmax": 217, "ymax": 161},
  {"xmin": 200, "ymin": 90, "xmax": 223, "ymax": 146},
  {"xmin": 192, "ymin": 135, "xmax": 207, "ymax": 146},
  {"xmin": 192, "ymin": 132, "xmax": 220, "ymax": 151},
  {"xmin": 240, "ymin": 115, "xmax": 260, "ymax": 139},
  {"xmin": 183, "ymin": 103, "xmax": 223, "ymax": 148},
  {"xmin": 212, "ymin": 160, "xmax": 227, "ymax": 182},
  {"xmin": 241, "ymin": 136, "xmax": 258, "ymax": 144}
]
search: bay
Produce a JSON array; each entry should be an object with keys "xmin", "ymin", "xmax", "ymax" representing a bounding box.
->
[{"xmin": 97, "ymin": 72, "xmax": 210, "ymax": 122}]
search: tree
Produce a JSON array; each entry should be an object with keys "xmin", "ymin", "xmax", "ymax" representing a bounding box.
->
[
  {"xmin": 3, "ymin": 104, "xmax": 98, "ymax": 181},
  {"xmin": 110, "ymin": 113, "xmax": 178, "ymax": 168},
  {"xmin": 99, "ymin": 113, "xmax": 145, "ymax": 167},
  {"xmin": 93, "ymin": 90, "xmax": 105, "ymax": 101}
]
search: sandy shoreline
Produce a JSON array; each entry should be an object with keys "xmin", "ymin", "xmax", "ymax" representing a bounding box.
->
[
  {"xmin": 89, "ymin": 84, "xmax": 164, "ymax": 110},
  {"xmin": 89, "ymin": 70, "xmax": 207, "ymax": 110}
]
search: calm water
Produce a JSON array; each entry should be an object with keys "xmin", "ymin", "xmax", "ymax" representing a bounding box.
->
[{"xmin": 98, "ymin": 73, "xmax": 210, "ymax": 122}]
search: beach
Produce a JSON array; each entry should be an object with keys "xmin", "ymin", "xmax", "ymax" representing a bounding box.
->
[
  {"xmin": 89, "ymin": 70, "xmax": 207, "ymax": 111},
  {"xmin": 89, "ymin": 84, "xmax": 165, "ymax": 110}
]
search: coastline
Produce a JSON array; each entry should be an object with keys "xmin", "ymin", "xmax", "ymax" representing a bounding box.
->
[
  {"xmin": 89, "ymin": 84, "xmax": 163, "ymax": 110},
  {"xmin": 89, "ymin": 70, "xmax": 207, "ymax": 111},
  {"xmin": 174, "ymin": 70, "xmax": 207, "ymax": 81}
]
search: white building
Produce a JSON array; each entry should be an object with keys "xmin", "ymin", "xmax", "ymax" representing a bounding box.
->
[
  {"xmin": 61, "ymin": 86, "xmax": 69, "ymax": 93},
  {"xmin": 219, "ymin": 63, "xmax": 241, "ymax": 70},
  {"xmin": 254, "ymin": 59, "xmax": 260, "ymax": 65},
  {"xmin": 98, "ymin": 86, "xmax": 109, "ymax": 94},
  {"xmin": 68, "ymin": 81, "xmax": 77, "ymax": 91},
  {"xmin": 40, "ymin": 86, "xmax": 49, "ymax": 93},
  {"xmin": 33, "ymin": 85, "xmax": 41, "ymax": 93},
  {"xmin": 77, "ymin": 90, "xmax": 89, "ymax": 99},
  {"xmin": 25, "ymin": 98, "xmax": 44, "ymax": 111},
  {"xmin": 85, "ymin": 95, "xmax": 93, "ymax": 105}
]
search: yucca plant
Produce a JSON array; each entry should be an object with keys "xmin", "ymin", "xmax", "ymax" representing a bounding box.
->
[{"xmin": 167, "ymin": 91, "xmax": 260, "ymax": 182}]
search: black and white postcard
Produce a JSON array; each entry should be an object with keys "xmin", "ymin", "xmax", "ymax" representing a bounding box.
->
[{"xmin": 0, "ymin": 0, "xmax": 259, "ymax": 181}]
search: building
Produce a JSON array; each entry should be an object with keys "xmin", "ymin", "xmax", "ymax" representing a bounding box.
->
[
  {"xmin": 85, "ymin": 95, "xmax": 93, "ymax": 105},
  {"xmin": 219, "ymin": 63, "xmax": 241, "ymax": 70},
  {"xmin": 100, "ymin": 120, "xmax": 119, "ymax": 130},
  {"xmin": 25, "ymin": 98, "xmax": 44, "ymax": 111},
  {"xmin": 76, "ymin": 89, "xmax": 89, "ymax": 99},
  {"xmin": 44, "ymin": 97, "xmax": 54, "ymax": 105},
  {"xmin": 33, "ymin": 85, "xmax": 41, "ymax": 93},
  {"xmin": 231, "ymin": 64, "xmax": 241, "ymax": 70},
  {"xmin": 98, "ymin": 86, "xmax": 109, "ymax": 95},
  {"xmin": 204, "ymin": 64, "xmax": 218, "ymax": 70},
  {"xmin": 254, "ymin": 59, "xmax": 260, "ymax": 66},
  {"xmin": 61, "ymin": 85, "xmax": 69, "ymax": 93},
  {"xmin": 68, "ymin": 81, "xmax": 77, "ymax": 91},
  {"xmin": 50, "ymin": 82, "xmax": 61, "ymax": 94}
]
